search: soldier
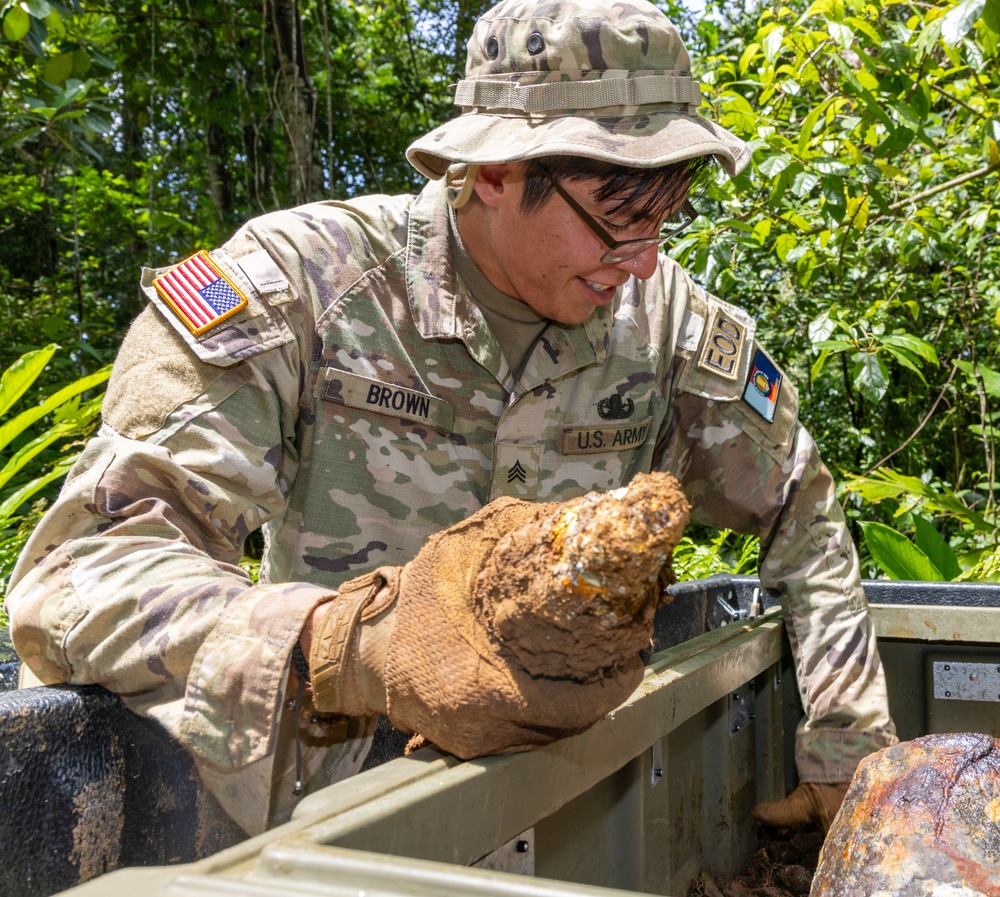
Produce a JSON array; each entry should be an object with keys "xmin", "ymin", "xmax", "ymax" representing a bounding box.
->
[{"xmin": 6, "ymin": 0, "xmax": 896, "ymax": 836}]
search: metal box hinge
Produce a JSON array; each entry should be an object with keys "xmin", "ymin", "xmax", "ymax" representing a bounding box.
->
[{"xmin": 729, "ymin": 681, "xmax": 755, "ymax": 737}]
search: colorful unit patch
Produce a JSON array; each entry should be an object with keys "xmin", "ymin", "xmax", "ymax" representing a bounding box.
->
[
  {"xmin": 742, "ymin": 348, "xmax": 782, "ymax": 423},
  {"xmin": 152, "ymin": 250, "xmax": 249, "ymax": 336}
]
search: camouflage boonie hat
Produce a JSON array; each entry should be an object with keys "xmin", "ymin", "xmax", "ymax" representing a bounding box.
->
[{"xmin": 407, "ymin": 0, "xmax": 750, "ymax": 180}]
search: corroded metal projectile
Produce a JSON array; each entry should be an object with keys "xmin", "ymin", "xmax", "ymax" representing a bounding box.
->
[{"xmin": 477, "ymin": 472, "xmax": 691, "ymax": 680}]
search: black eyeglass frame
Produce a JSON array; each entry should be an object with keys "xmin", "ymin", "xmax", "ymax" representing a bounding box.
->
[{"xmin": 536, "ymin": 163, "xmax": 699, "ymax": 265}]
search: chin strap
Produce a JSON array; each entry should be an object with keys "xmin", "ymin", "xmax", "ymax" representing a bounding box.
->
[{"xmin": 445, "ymin": 163, "xmax": 479, "ymax": 209}]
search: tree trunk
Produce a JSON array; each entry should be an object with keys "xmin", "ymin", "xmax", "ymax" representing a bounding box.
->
[
  {"xmin": 205, "ymin": 114, "xmax": 234, "ymax": 232},
  {"xmin": 266, "ymin": 0, "xmax": 316, "ymax": 205}
]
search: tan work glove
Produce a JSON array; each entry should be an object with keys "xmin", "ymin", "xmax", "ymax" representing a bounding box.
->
[{"xmin": 307, "ymin": 471, "xmax": 690, "ymax": 759}]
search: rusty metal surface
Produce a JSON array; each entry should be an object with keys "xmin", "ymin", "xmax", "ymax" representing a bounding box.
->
[{"xmin": 815, "ymin": 732, "xmax": 1000, "ymax": 896}]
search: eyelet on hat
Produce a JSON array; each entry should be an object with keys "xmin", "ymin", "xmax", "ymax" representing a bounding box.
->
[
  {"xmin": 526, "ymin": 32, "xmax": 544, "ymax": 54},
  {"xmin": 485, "ymin": 36, "xmax": 499, "ymax": 58}
]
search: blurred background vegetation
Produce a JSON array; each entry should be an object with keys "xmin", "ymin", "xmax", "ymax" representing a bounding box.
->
[{"xmin": 1, "ymin": 0, "xmax": 998, "ymax": 610}]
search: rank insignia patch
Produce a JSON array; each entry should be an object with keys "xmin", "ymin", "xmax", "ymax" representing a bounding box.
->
[
  {"xmin": 742, "ymin": 348, "xmax": 782, "ymax": 423},
  {"xmin": 153, "ymin": 250, "xmax": 249, "ymax": 336}
]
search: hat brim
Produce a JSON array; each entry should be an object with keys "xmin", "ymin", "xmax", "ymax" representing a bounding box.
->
[{"xmin": 407, "ymin": 110, "xmax": 751, "ymax": 180}]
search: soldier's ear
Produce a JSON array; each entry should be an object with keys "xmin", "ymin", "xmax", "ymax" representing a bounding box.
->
[{"xmin": 472, "ymin": 164, "xmax": 514, "ymax": 208}]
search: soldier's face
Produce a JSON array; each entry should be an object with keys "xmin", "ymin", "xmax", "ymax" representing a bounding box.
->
[{"xmin": 467, "ymin": 164, "xmax": 662, "ymax": 325}]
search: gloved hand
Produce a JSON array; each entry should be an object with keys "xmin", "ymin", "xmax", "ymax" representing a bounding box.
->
[
  {"xmin": 752, "ymin": 782, "xmax": 851, "ymax": 832},
  {"xmin": 306, "ymin": 471, "xmax": 690, "ymax": 759}
]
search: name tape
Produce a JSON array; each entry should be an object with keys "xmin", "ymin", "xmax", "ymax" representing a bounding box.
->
[{"xmin": 321, "ymin": 368, "xmax": 454, "ymax": 433}]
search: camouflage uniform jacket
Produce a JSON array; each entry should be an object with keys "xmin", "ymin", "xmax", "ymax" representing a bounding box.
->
[{"xmin": 6, "ymin": 177, "xmax": 896, "ymax": 833}]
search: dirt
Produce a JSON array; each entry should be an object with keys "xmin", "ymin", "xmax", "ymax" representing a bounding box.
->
[
  {"xmin": 477, "ymin": 471, "xmax": 691, "ymax": 681},
  {"xmin": 693, "ymin": 824, "xmax": 824, "ymax": 897}
]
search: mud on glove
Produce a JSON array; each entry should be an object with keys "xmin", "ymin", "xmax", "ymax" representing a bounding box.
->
[{"xmin": 307, "ymin": 471, "xmax": 690, "ymax": 759}]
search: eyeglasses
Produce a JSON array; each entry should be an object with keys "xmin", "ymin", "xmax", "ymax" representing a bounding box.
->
[{"xmin": 536, "ymin": 163, "xmax": 699, "ymax": 265}]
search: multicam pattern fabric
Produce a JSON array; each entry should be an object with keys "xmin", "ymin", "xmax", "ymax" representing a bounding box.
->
[
  {"xmin": 406, "ymin": 0, "xmax": 750, "ymax": 179},
  {"xmin": 5, "ymin": 177, "xmax": 895, "ymax": 833}
]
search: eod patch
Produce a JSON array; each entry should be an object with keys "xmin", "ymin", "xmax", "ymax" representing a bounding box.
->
[{"xmin": 697, "ymin": 305, "xmax": 746, "ymax": 380}]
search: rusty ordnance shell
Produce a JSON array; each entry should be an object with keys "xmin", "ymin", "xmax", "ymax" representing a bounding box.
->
[
  {"xmin": 476, "ymin": 471, "xmax": 690, "ymax": 681},
  {"xmin": 813, "ymin": 732, "xmax": 1000, "ymax": 896}
]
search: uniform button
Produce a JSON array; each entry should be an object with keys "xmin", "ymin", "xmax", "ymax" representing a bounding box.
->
[
  {"xmin": 526, "ymin": 32, "xmax": 544, "ymax": 54},
  {"xmin": 486, "ymin": 36, "xmax": 499, "ymax": 58}
]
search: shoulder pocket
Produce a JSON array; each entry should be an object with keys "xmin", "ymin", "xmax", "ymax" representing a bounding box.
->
[{"xmin": 103, "ymin": 307, "xmax": 254, "ymax": 439}]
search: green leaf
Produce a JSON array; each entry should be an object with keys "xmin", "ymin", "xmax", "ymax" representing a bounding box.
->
[
  {"xmin": 42, "ymin": 51, "xmax": 73, "ymax": 84},
  {"xmin": 71, "ymin": 47, "xmax": 91, "ymax": 75},
  {"xmin": 828, "ymin": 21, "xmax": 854, "ymax": 49},
  {"xmin": 738, "ymin": 42, "xmax": 761, "ymax": 73},
  {"xmin": 762, "ymin": 25, "xmax": 785, "ymax": 61},
  {"xmin": 844, "ymin": 477, "xmax": 910, "ymax": 503},
  {"xmin": 956, "ymin": 360, "xmax": 1000, "ymax": 398},
  {"xmin": 0, "ymin": 457, "xmax": 74, "ymax": 524},
  {"xmin": 2, "ymin": 6, "xmax": 30, "ymax": 40},
  {"xmin": 861, "ymin": 521, "xmax": 945, "ymax": 581},
  {"xmin": 880, "ymin": 347, "xmax": 925, "ymax": 381},
  {"xmin": 0, "ymin": 344, "xmax": 58, "ymax": 418},
  {"xmin": 821, "ymin": 174, "xmax": 846, "ymax": 218},
  {"xmin": 791, "ymin": 170, "xmax": 820, "ymax": 197},
  {"xmin": 833, "ymin": 55, "xmax": 896, "ymax": 131},
  {"xmin": 810, "ymin": 348, "xmax": 831, "ymax": 383},
  {"xmin": 796, "ymin": 101, "xmax": 829, "ymax": 156},
  {"xmin": 913, "ymin": 516, "xmax": 961, "ymax": 581},
  {"xmin": 875, "ymin": 126, "xmax": 915, "ymax": 159},
  {"xmin": 980, "ymin": 367, "xmax": 1000, "ymax": 398},
  {"xmin": 719, "ymin": 91, "xmax": 756, "ymax": 133},
  {"xmin": 881, "ymin": 333, "xmax": 939, "ymax": 366},
  {"xmin": 809, "ymin": 311, "xmax": 837, "ymax": 342},
  {"xmin": 985, "ymin": 0, "xmax": 1000, "ymax": 33},
  {"xmin": 942, "ymin": 0, "xmax": 986, "ymax": 45},
  {"xmin": 758, "ymin": 152, "xmax": 794, "ymax": 176},
  {"xmin": 0, "ymin": 417, "xmax": 82, "ymax": 490},
  {"xmin": 775, "ymin": 232, "xmax": 797, "ymax": 262},
  {"xmin": 43, "ymin": 8, "xmax": 62, "ymax": 38},
  {"xmin": 0, "ymin": 364, "xmax": 110, "ymax": 453},
  {"xmin": 20, "ymin": 0, "xmax": 52, "ymax": 18},
  {"xmin": 852, "ymin": 352, "xmax": 890, "ymax": 403},
  {"xmin": 844, "ymin": 471, "xmax": 994, "ymax": 533}
]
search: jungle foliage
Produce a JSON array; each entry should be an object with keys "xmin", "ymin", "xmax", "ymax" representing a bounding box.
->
[{"xmin": 0, "ymin": 0, "xmax": 998, "ymax": 590}]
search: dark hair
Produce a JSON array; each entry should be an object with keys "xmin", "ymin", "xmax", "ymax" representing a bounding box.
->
[{"xmin": 520, "ymin": 154, "xmax": 713, "ymax": 224}]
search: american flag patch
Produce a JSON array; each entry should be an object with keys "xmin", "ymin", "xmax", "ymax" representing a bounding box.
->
[{"xmin": 152, "ymin": 250, "xmax": 249, "ymax": 336}]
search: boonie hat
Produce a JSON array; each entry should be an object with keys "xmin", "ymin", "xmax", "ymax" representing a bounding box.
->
[{"xmin": 407, "ymin": 0, "xmax": 750, "ymax": 181}]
